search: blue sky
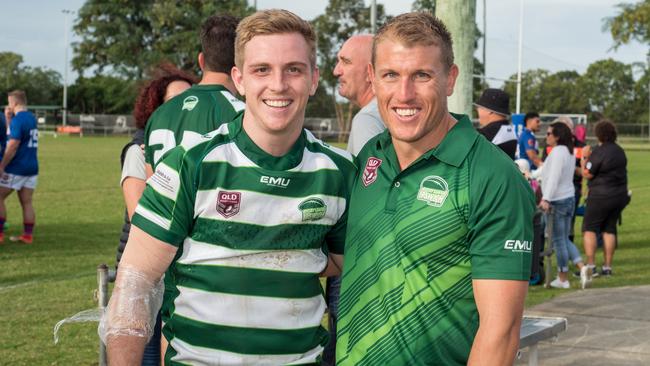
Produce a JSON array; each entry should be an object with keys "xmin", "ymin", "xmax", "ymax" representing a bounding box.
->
[{"xmin": 1, "ymin": 0, "xmax": 647, "ymax": 87}]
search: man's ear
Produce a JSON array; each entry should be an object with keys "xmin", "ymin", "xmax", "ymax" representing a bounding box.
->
[
  {"xmin": 367, "ymin": 63, "xmax": 376, "ymax": 95},
  {"xmin": 309, "ymin": 67, "xmax": 320, "ymax": 96},
  {"xmin": 198, "ymin": 52, "xmax": 205, "ymax": 71},
  {"xmin": 446, "ymin": 64, "xmax": 459, "ymax": 97},
  {"xmin": 231, "ymin": 66, "xmax": 245, "ymax": 96}
]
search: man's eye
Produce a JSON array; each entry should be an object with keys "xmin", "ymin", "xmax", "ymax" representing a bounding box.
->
[
  {"xmin": 383, "ymin": 72, "xmax": 397, "ymax": 79},
  {"xmin": 255, "ymin": 67, "xmax": 269, "ymax": 73},
  {"xmin": 415, "ymin": 72, "xmax": 431, "ymax": 80},
  {"xmin": 288, "ymin": 67, "xmax": 301, "ymax": 74}
]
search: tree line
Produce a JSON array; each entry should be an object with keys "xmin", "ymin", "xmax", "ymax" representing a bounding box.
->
[{"xmin": 1, "ymin": 0, "xmax": 648, "ymax": 125}]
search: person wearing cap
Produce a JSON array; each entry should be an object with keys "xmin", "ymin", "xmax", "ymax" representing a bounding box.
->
[{"xmin": 475, "ymin": 88, "xmax": 518, "ymax": 159}]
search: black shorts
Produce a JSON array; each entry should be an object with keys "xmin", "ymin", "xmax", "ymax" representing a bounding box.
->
[{"xmin": 582, "ymin": 194, "xmax": 628, "ymax": 235}]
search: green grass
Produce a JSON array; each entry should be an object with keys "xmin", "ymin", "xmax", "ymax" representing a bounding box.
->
[{"xmin": 0, "ymin": 136, "xmax": 647, "ymax": 364}]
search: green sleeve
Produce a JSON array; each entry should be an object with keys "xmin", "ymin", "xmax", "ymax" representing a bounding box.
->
[
  {"xmin": 132, "ymin": 145, "xmax": 198, "ymax": 246},
  {"xmin": 467, "ymin": 150, "xmax": 535, "ymax": 281}
]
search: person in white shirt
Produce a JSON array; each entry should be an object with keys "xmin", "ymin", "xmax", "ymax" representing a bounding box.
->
[{"xmin": 536, "ymin": 122, "xmax": 590, "ymax": 289}]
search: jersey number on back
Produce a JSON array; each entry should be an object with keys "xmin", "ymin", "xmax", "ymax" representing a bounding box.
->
[{"xmin": 27, "ymin": 129, "xmax": 38, "ymax": 148}]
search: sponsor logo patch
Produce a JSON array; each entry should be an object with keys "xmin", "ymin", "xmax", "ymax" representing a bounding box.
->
[
  {"xmin": 217, "ymin": 191, "xmax": 241, "ymax": 218},
  {"xmin": 504, "ymin": 240, "xmax": 532, "ymax": 253},
  {"xmin": 362, "ymin": 157, "xmax": 382, "ymax": 187},
  {"xmin": 298, "ymin": 197, "xmax": 327, "ymax": 222},
  {"xmin": 260, "ymin": 175, "xmax": 291, "ymax": 188},
  {"xmin": 417, "ymin": 175, "xmax": 449, "ymax": 207},
  {"xmin": 182, "ymin": 96, "xmax": 199, "ymax": 111}
]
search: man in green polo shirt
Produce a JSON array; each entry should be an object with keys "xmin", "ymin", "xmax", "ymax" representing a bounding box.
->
[{"xmin": 336, "ymin": 12, "xmax": 535, "ymax": 366}]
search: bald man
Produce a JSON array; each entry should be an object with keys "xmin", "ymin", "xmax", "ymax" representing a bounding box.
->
[
  {"xmin": 324, "ymin": 34, "xmax": 386, "ymax": 366},
  {"xmin": 334, "ymin": 34, "xmax": 385, "ymax": 155}
]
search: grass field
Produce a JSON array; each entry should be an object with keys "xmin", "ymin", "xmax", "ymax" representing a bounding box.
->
[{"xmin": 0, "ymin": 135, "xmax": 647, "ymax": 364}]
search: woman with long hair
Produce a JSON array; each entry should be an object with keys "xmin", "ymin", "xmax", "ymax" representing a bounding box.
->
[{"xmin": 537, "ymin": 122, "xmax": 589, "ymax": 289}]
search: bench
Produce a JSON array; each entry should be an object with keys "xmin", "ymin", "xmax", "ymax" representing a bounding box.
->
[{"xmin": 519, "ymin": 316, "xmax": 568, "ymax": 366}]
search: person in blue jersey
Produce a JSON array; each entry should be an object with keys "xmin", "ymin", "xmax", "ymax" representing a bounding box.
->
[
  {"xmin": 518, "ymin": 112, "xmax": 542, "ymax": 169},
  {"xmin": 0, "ymin": 90, "xmax": 38, "ymax": 244},
  {"xmin": 0, "ymin": 112, "xmax": 7, "ymax": 161}
]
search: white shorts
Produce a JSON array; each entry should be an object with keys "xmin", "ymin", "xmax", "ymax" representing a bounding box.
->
[{"xmin": 0, "ymin": 173, "xmax": 38, "ymax": 190}]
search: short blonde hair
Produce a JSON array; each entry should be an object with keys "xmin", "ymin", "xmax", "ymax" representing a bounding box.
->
[
  {"xmin": 372, "ymin": 12, "xmax": 454, "ymax": 71},
  {"xmin": 8, "ymin": 90, "xmax": 27, "ymax": 105},
  {"xmin": 235, "ymin": 9, "xmax": 316, "ymax": 69}
]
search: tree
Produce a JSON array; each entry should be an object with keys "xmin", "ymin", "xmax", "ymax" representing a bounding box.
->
[
  {"xmin": 503, "ymin": 69, "xmax": 550, "ymax": 113},
  {"xmin": 68, "ymin": 75, "xmax": 136, "ymax": 114},
  {"xmin": 412, "ymin": 0, "xmax": 436, "ymax": 12},
  {"xmin": 72, "ymin": 0, "xmax": 252, "ymax": 79},
  {"xmin": 0, "ymin": 52, "xmax": 62, "ymax": 106},
  {"xmin": 577, "ymin": 59, "xmax": 636, "ymax": 123},
  {"xmin": 312, "ymin": 0, "xmax": 388, "ymax": 140},
  {"xmin": 604, "ymin": 0, "xmax": 650, "ymax": 49}
]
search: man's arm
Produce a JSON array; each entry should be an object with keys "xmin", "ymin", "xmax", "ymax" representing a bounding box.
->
[
  {"xmin": 104, "ymin": 226, "xmax": 177, "ymax": 366},
  {"xmin": 320, "ymin": 253, "xmax": 344, "ymax": 277},
  {"xmin": 525, "ymin": 149, "xmax": 542, "ymax": 168},
  {"xmin": 467, "ymin": 279, "xmax": 528, "ymax": 366},
  {"xmin": 145, "ymin": 163, "xmax": 154, "ymax": 179},
  {"xmin": 0, "ymin": 139, "xmax": 20, "ymax": 174}
]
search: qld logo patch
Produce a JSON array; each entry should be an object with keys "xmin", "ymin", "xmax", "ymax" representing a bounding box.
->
[
  {"xmin": 417, "ymin": 176, "xmax": 449, "ymax": 207},
  {"xmin": 362, "ymin": 157, "xmax": 382, "ymax": 187},
  {"xmin": 217, "ymin": 191, "xmax": 241, "ymax": 218},
  {"xmin": 298, "ymin": 197, "xmax": 327, "ymax": 221}
]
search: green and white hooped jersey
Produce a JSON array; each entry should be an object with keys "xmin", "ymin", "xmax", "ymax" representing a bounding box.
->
[
  {"xmin": 144, "ymin": 84, "xmax": 245, "ymax": 167},
  {"xmin": 132, "ymin": 115, "xmax": 356, "ymax": 365}
]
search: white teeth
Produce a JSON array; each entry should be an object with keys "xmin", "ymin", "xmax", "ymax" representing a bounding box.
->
[
  {"xmin": 264, "ymin": 100, "xmax": 291, "ymax": 107},
  {"xmin": 395, "ymin": 108, "xmax": 418, "ymax": 117}
]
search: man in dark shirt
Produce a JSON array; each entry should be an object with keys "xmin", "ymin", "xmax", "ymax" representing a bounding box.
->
[{"xmin": 474, "ymin": 88, "xmax": 517, "ymax": 159}]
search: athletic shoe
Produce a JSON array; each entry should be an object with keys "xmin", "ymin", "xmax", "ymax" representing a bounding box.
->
[
  {"xmin": 580, "ymin": 266, "xmax": 592, "ymax": 289},
  {"xmin": 574, "ymin": 266, "xmax": 600, "ymax": 279},
  {"xmin": 550, "ymin": 278, "xmax": 570, "ymax": 289},
  {"xmin": 9, "ymin": 234, "xmax": 33, "ymax": 244},
  {"xmin": 600, "ymin": 268, "xmax": 613, "ymax": 276},
  {"xmin": 529, "ymin": 273, "xmax": 542, "ymax": 286}
]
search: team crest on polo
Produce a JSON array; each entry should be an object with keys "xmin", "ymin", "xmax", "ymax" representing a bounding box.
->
[
  {"xmin": 182, "ymin": 96, "xmax": 199, "ymax": 111},
  {"xmin": 298, "ymin": 197, "xmax": 327, "ymax": 221},
  {"xmin": 417, "ymin": 175, "xmax": 449, "ymax": 207},
  {"xmin": 362, "ymin": 157, "xmax": 382, "ymax": 187},
  {"xmin": 217, "ymin": 191, "xmax": 241, "ymax": 218}
]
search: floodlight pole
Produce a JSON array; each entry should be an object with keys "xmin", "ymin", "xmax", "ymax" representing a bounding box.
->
[
  {"xmin": 515, "ymin": 0, "xmax": 524, "ymax": 114},
  {"xmin": 62, "ymin": 9, "xmax": 74, "ymax": 127},
  {"xmin": 371, "ymin": 0, "xmax": 377, "ymax": 34},
  {"xmin": 647, "ymin": 53, "xmax": 649, "ymax": 141}
]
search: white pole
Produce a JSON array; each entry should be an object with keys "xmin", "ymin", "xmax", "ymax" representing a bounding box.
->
[
  {"xmin": 647, "ymin": 54, "xmax": 649, "ymax": 141},
  {"xmin": 371, "ymin": 0, "xmax": 377, "ymax": 34},
  {"xmin": 515, "ymin": 0, "xmax": 524, "ymax": 114},
  {"xmin": 62, "ymin": 10, "xmax": 73, "ymax": 127}
]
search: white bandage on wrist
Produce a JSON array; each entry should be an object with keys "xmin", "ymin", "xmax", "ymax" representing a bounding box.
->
[{"xmin": 98, "ymin": 264, "xmax": 164, "ymax": 344}]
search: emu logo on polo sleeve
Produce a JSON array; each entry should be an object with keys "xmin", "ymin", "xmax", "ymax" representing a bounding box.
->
[
  {"xmin": 217, "ymin": 191, "xmax": 241, "ymax": 218},
  {"xmin": 362, "ymin": 157, "xmax": 382, "ymax": 187},
  {"xmin": 417, "ymin": 176, "xmax": 449, "ymax": 207}
]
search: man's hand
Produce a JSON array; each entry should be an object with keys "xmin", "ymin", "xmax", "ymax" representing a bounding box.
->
[{"xmin": 539, "ymin": 199, "xmax": 550, "ymax": 213}]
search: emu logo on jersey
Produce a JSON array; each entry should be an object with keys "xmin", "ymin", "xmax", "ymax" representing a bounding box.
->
[
  {"xmin": 182, "ymin": 96, "xmax": 199, "ymax": 111},
  {"xmin": 362, "ymin": 157, "xmax": 382, "ymax": 187},
  {"xmin": 504, "ymin": 240, "xmax": 532, "ymax": 253},
  {"xmin": 217, "ymin": 191, "xmax": 241, "ymax": 218},
  {"xmin": 417, "ymin": 176, "xmax": 449, "ymax": 207},
  {"xmin": 260, "ymin": 175, "xmax": 290, "ymax": 188},
  {"xmin": 298, "ymin": 197, "xmax": 327, "ymax": 222}
]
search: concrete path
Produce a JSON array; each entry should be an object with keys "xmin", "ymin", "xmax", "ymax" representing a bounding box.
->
[{"xmin": 516, "ymin": 285, "xmax": 650, "ymax": 365}]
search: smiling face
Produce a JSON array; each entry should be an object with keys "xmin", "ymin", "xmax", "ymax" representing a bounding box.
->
[
  {"xmin": 232, "ymin": 32, "xmax": 319, "ymax": 140},
  {"xmin": 370, "ymin": 38, "xmax": 458, "ymax": 152}
]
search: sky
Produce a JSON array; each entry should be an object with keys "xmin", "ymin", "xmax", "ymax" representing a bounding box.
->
[{"xmin": 1, "ymin": 0, "xmax": 648, "ymax": 87}]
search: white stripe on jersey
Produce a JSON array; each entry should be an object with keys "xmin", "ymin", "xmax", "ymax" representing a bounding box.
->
[
  {"xmin": 174, "ymin": 286, "xmax": 326, "ymax": 330},
  {"xmin": 288, "ymin": 148, "xmax": 340, "ymax": 173},
  {"xmin": 491, "ymin": 124, "xmax": 518, "ymax": 146},
  {"xmin": 170, "ymin": 337, "xmax": 323, "ymax": 366},
  {"xmin": 304, "ymin": 129, "xmax": 354, "ymax": 163},
  {"xmin": 202, "ymin": 141, "xmax": 257, "ymax": 167},
  {"xmin": 194, "ymin": 189, "xmax": 346, "ymax": 227},
  {"xmin": 176, "ymin": 239, "xmax": 327, "ymax": 273},
  {"xmin": 221, "ymin": 90, "xmax": 246, "ymax": 112},
  {"xmin": 134, "ymin": 204, "xmax": 172, "ymax": 230},
  {"xmin": 148, "ymin": 161, "xmax": 180, "ymax": 201}
]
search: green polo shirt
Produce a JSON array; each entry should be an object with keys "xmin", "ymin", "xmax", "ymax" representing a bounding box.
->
[{"xmin": 336, "ymin": 113, "xmax": 535, "ymax": 365}]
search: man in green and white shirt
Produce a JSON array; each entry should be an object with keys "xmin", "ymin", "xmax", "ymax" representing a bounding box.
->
[
  {"xmin": 336, "ymin": 13, "xmax": 535, "ymax": 366},
  {"xmin": 105, "ymin": 10, "xmax": 354, "ymax": 365},
  {"xmin": 144, "ymin": 14, "xmax": 244, "ymax": 175}
]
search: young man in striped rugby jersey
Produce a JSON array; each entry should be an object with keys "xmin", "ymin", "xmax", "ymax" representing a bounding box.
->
[{"xmin": 102, "ymin": 9, "xmax": 354, "ymax": 365}]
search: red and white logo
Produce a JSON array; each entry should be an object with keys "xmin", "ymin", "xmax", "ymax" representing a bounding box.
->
[
  {"xmin": 217, "ymin": 191, "xmax": 241, "ymax": 218},
  {"xmin": 362, "ymin": 157, "xmax": 382, "ymax": 187}
]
